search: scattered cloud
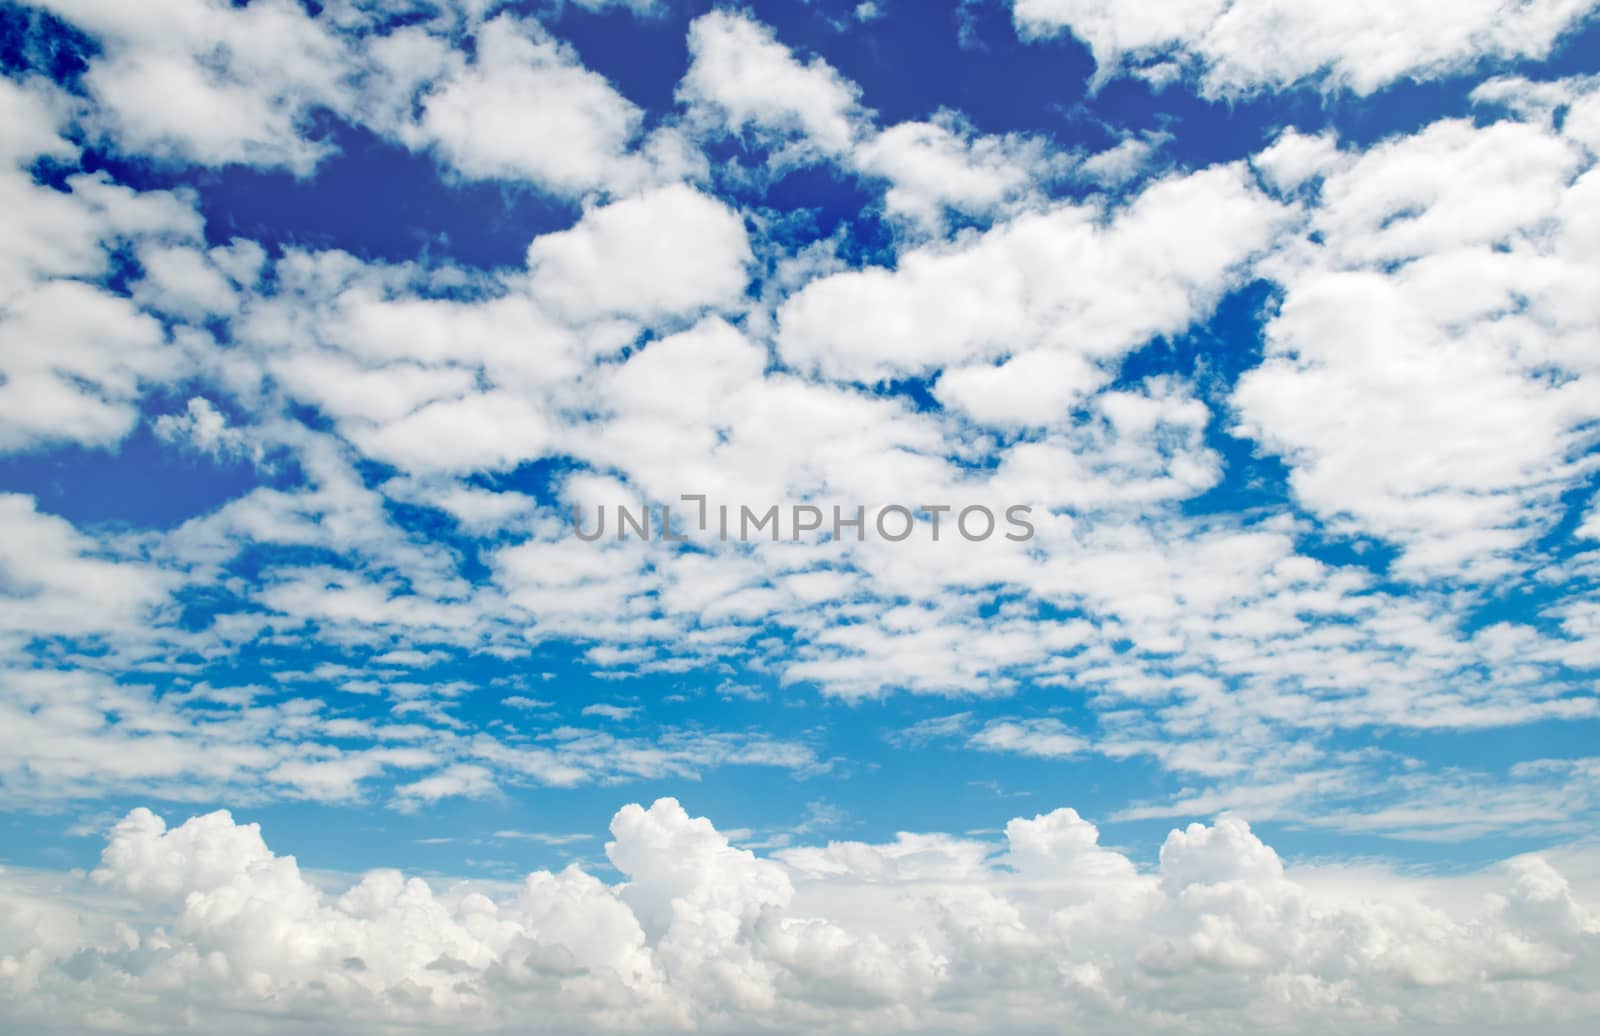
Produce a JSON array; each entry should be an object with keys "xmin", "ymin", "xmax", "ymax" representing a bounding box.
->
[{"xmin": 1011, "ymin": 0, "xmax": 1600, "ymax": 96}]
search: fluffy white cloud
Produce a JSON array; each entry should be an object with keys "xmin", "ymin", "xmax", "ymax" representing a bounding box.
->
[
  {"xmin": 1012, "ymin": 0, "xmax": 1600, "ymax": 96},
  {"xmin": 1250, "ymin": 127, "xmax": 1341, "ymax": 192},
  {"xmin": 970, "ymin": 717, "xmax": 1088, "ymax": 757},
  {"xmin": 1076, "ymin": 132, "xmax": 1165, "ymax": 185},
  {"xmin": 31, "ymin": 1, "xmax": 692, "ymax": 192},
  {"xmin": 0, "ymin": 78, "xmax": 207, "ymax": 452},
  {"xmin": 153, "ymin": 397, "xmax": 263, "ymax": 464},
  {"xmin": 0, "ymin": 74, "xmax": 75, "ymax": 167},
  {"xmin": 1014, "ymin": 0, "xmax": 1226, "ymax": 82},
  {"xmin": 0, "ymin": 494, "xmax": 173, "ymax": 648},
  {"xmin": 354, "ymin": 388, "xmax": 558, "ymax": 476},
  {"xmin": 1236, "ymin": 95, "xmax": 1600, "ymax": 577},
  {"xmin": 854, "ymin": 113, "xmax": 1065, "ymax": 231},
  {"xmin": 215, "ymin": 180, "xmax": 753, "ymax": 482},
  {"xmin": 934, "ymin": 349, "xmax": 1107, "ymax": 428},
  {"xmin": 527, "ymin": 183, "xmax": 754, "ymax": 324},
  {"xmin": 36, "ymin": 0, "xmax": 352, "ymax": 171},
  {"xmin": 133, "ymin": 240, "xmax": 260, "ymax": 320},
  {"xmin": 1582, "ymin": 494, "xmax": 1600, "ymax": 541},
  {"xmin": 0, "ymin": 280, "xmax": 173, "ymax": 450},
  {"xmin": 408, "ymin": 15, "xmax": 693, "ymax": 196},
  {"xmin": 679, "ymin": 9, "xmax": 1075, "ymax": 235},
  {"xmin": 1, "ymin": 800, "xmax": 1597, "ymax": 1033},
  {"xmin": 778, "ymin": 162, "xmax": 1288, "ymax": 383},
  {"xmin": 680, "ymin": 9, "xmax": 865, "ymax": 157}
]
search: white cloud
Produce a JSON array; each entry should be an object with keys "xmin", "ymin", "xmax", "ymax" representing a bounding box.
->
[
  {"xmin": 970, "ymin": 717, "xmax": 1088, "ymax": 758},
  {"xmin": 0, "ymin": 74, "xmax": 76, "ymax": 166},
  {"xmin": 0, "ymin": 280, "xmax": 174, "ymax": 451},
  {"xmin": 582, "ymin": 703, "xmax": 641, "ymax": 721},
  {"xmin": 0, "ymin": 495, "xmax": 173, "ymax": 649},
  {"xmin": 37, "ymin": 0, "xmax": 352, "ymax": 172},
  {"xmin": 133, "ymin": 241, "xmax": 256, "ymax": 320},
  {"xmin": 27, "ymin": 0, "xmax": 707, "ymax": 196},
  {"xmin": 1012, "ymin": 0, "xmax": 1600, "ymax": 96},
  {"xmin": 353, "ymin": 388, "xmax": 557, "ymax": 476},
  {"xmin": 153, "ymin": 397, "xmax": 262, "ymax": 464},
  {"xmin": 935, "ymin": 349, "xmax": 1108, "ymax": 428},
  {"xmin": 678, "ymin": 10, "xmax": 1078, "ymax": 238},
  {"xmin": 1250, "ymin": 127, "xmax": 1341, "ymax": 192},
  {"xmin": 492, "ymin": 829, "xmax": 593, "ymax": 845},
  {"xmin": 854, "ymin": 113, "xmax": 1064, "ymax": 231},
  {"xmin": 0, "ymin": 470, "xmax": 819, "ymax": 804},
  {"xmin": 409, "ymin": 15, "xmax": 691, "ymax": 195},
  {"xmin": 1014, "ymin": 0, "xmax": 1225, "ymax": 77},
  {"xmin": 1235, "ymin": 100, "xmax": 1600, "ymax": 577},
  {"xmin": 1, "ymin": 799, "xmax": 1597, "ymax": 1033},
  {"xmin": 676, "ymin": 9, "xmax": 1081, "ymax": 243},
  {"xmin": 382, "ymin": 477, "xmax": 541, "ymax": 535},
  {"xmin": 1076, "ymin": 132, "xmax": 1164, "ymax": 185},
  {"xmin": 1581, "ymin": 494, "xmax": 1600, "ymax": 540},
  {"xmin": 527, "ymin": 183, "xmax": 754, "ymax": 325},
  {"xmin": 0, "ymin": 637, "xmax": 818, "ymax": 807},
  {"xmin": 394, "ymin": 762, "xmax": 498, "ymax": 808},
  {"xmin": 0, "ymin": 77, "xmax": 208, "ymax": 453},
  {"xmin": 777, "ymin": 163, "xmax": 1288, "ymax": 383},
  {"xmin": 680, "ymin": 9, "xmax": 865, "ymax": 157}
]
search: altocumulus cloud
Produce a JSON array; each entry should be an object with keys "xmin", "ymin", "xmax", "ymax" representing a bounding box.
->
[{"xmin": 2, "ymin": 1, "xmax": 1600, "ymax": 1034}]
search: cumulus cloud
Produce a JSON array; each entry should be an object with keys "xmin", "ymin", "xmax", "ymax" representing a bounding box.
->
[
  {"xmin": 133, "ymin": 239, "xmax": 261, "ymax": 320},
  {"xmin": 680, "ymin": 9, "xmax": 1075, "ymax": 233},
  {"xmin": 0, "ymin": 280, "xmax": 173, "ymax": 450},
  {"xmin": 680, "ymin": 9, "xmax": 866, "ymax": 158},
  {"xmin": 1011, "ymin": 0, "xmax": 1600, "ymax": 96},
  {"xmin": 854, "ymin": 112, "xmax": 1068, "ymax": 231},
  {"xmin": 153, "ymin": 397, "xmax": 263, "ymax": 465},
  {"xmin": 407, "ymin": 15, "xmax": 693, "ymax": 196},
  {"xmin": 527, "ymin": 183, "xmax": 754, "ymax": 325},
  {"xmin": 35, "ymin": 0, "xmax": 352, "ymax": 172},
  {"xmin": 1236, "ymin": 94, "xmax": 1600, "ymax": 577},
  {"xmin": 0, "ymin": 494, "xmax": 174, "ymax": 648},
  {"xmin": 0, "ymin": 77, "xmax": 204, "ymax": 452},
  {"xmin": 30, "ymin": 1, "xmax": 693, "ymax": 193},
  {"xmin": 1, "ymin": 800, "xmax": 1597, "ymax": 1034},
  {"xmin": 778, "ymin": 162, "xmax": 1288, "ymax": 383}
]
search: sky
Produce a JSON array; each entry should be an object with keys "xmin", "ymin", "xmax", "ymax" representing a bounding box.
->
[{"xmin": 1, "ymin": 0, "xmax": 1600, "ymax": 1032}]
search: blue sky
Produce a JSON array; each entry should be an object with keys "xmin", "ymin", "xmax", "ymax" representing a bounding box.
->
[{"xmin": 2, "ymin": 1, "xmax": 1600, "ymax": 1033}]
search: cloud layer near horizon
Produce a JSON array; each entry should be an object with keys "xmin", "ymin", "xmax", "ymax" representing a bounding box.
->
[{"xmin": 2, "ymin": 799, "xmax": 1599, "ymax": 1035}]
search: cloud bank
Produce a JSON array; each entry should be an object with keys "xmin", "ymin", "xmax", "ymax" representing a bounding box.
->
[{"xmin": 2, "ymin": 800, "xmax": 1598, "ymax": 1035}]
